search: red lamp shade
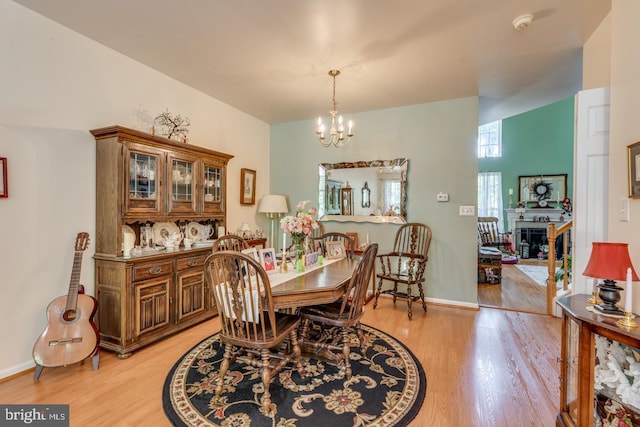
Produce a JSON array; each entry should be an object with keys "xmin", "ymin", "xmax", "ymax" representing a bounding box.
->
[{"xmin": 583, "ymin": 242, "xmax": 639, "ymax": 281}]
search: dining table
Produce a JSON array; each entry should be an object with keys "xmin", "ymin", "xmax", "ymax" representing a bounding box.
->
[{"xmin": 268, "ymin": 257, "xmax": 358, "ymax": 310}]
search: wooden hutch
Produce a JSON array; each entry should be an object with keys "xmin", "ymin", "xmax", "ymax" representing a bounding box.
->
[
  {"xmin": 92, "ymin": 125, "xmax": 233, "ymax": 357},
  {"xmin": 557, "ymin": 294, "xmax": 640, "ymax": 426}
]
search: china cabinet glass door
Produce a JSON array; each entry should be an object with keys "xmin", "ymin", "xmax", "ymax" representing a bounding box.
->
[
  {"xmin": 168, "ymin": 155, "xmax": 198, "ymax": 215},
  {"xmin": 202, "ymin": 163, "xmax": 223, "ymax": 214},
  {"xmin": 125, "ymin": 147, "xmax": 162, "ymax": 215}
]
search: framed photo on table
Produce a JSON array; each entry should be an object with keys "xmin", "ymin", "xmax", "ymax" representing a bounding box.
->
[
  {"xmin": 628, "ymin": 141, "xmax": 640, "ymax": 198},
  {"xmin": 325, "ymin": 241, "xmax": 346, "ymax": 259},
  {"xmin": 259, "ymin": 248, "xmax": 277, "ymax": 272},
  {"xmin": 240, "ymin": 168, "xmax": 256, "ymax": 205}
]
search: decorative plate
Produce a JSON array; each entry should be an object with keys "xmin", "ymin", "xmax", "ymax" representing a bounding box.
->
[
  {"xmin": 186, "ymin": 222, "xmax": 203, "ymax": 241},
  {"xmin": 152, "ymin": 222, "xmax": 179, "ymax": 244}
]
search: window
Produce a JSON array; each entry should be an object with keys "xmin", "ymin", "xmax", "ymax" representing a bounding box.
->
[
  {"xmin": 478, "ymin": 172, "xmax": 504, "ymax": 225},
  {"xmin": 478, "ymin": 120, "xmax": 502, "ymax": 158}
]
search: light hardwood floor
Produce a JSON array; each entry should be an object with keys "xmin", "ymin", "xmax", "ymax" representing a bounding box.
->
[
  {"xmin": 0, "ymin": 299, "xmax": 561, "ymax": 426},
  {"xmin": 478, "ymin": 261, "xmax": 552, "ymax": 314}
]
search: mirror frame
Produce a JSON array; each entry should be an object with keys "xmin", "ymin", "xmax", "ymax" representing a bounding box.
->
[{"xmin": 318, "ymin": 158, "xmax": 408, "ymax": 224}]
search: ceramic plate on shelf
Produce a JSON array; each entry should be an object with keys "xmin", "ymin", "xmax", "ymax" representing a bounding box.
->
[
  {"xmin": 186, "ymin": 222, "xmax": 203, "ymax": 241},
  {"xmin": 152, "ymin": 222, "xmax": 179, "ymax": 244}
]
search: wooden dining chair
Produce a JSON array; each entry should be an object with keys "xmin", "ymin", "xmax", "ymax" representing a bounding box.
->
[
  {"xmin": 211, "ymin": 234, "xmax": 250, "ymax": 252},
  {"xmin": 373, "ymin": 223, "xmax": 432, "ymax": 320},
  {"xmin": 313, "ymin": 232, "xmax": 355, "ymax": 259},
  {"xmin": 204, "ymin": 251, "xmax": 305, "ymax": 415},
  {"xmin": 298, "ymin": 243, "xmax": 378, "ymax": 379}
]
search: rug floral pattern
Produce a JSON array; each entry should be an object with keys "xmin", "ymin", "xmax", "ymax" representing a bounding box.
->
[{"xmin": 163, "ymin": 324, "xmax": 426, "ymax": 426}]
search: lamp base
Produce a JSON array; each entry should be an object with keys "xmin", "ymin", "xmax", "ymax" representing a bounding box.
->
[{"xmin": 594, "ymin": 280, "xmax": 624, "ymax": 316}]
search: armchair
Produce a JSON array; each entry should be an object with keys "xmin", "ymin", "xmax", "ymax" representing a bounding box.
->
[{"xmin": 373, "ymin": 223, "xmax": 432, "ymax": 319}]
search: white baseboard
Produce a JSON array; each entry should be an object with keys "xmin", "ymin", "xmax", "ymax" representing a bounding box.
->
[
  {"xmin": 0, "ymin": 360, "xmax": 34, "ymax": 381},
  {"xmin": 374, "ymin": 293, "xmax": 479, "ymax": 310}
]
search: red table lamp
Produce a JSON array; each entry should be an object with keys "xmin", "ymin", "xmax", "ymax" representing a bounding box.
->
[{"xmin": 583, "ymin": 242, "xmax": 639, "ymax": 315}]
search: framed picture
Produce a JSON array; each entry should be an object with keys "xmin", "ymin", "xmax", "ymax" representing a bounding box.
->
[
  {"xmin": 325, "ymin": 241, "xmax": 346, "ymax": 259},
  {"xmin": 241, "ymin": 247, "xmax": 259, "ymax": 262},
  {"xmin": 240, "ymin": 168, "xmax": 256, "ymax": 205},
  {"xmin": 0, "ymin": 157, "xmax": 6, "ymax": 198},
  {"xmin": 345, "ymin": 232, "xmax": 358, "ymax": 250},
  {"xmin": 628, "ymin": 141, "xmax": 640, "ymax": 198},
  {"xmin": 518, "ymin": 174, "xmax": 567, "ymax": 207},
  {"xmin": 314, "ymin": 240, "xmax": 325, "ymax": 256},
  {"xmin": 259, "ymin": 248, "xmax": 277, "ymax": 272}
]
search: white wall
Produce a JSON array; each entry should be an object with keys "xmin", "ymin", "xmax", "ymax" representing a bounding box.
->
[
  {"xmin": 608, "ymin": 1, "xmax": 640, "ymax": 308},
  {"xmin": 583, "ymin": 12, "xmax": 611, "ymax": 90},
  {"xmin": 0, "ymin": 2, "xmax": 269, "ymax": 378}
]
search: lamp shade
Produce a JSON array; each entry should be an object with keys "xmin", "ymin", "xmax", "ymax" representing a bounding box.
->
[
  {"xmin": 258, "ymin": 195, "xmax": 288, "ymax": 214},
  {"xmin": 583, "ymin": 242, "xmax": 639, "ymax": 281}
]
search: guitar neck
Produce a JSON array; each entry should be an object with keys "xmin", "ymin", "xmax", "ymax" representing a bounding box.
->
[{"xmin": 65, "ymin": 250, "xmax": 84, "ymax": 311}]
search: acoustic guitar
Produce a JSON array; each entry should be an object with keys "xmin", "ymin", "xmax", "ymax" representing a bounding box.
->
[{"xmin": 32, "ymin": 232, "xmax": 99, "ymax": 379}]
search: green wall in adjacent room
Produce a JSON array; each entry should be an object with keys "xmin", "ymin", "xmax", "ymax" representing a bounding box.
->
[{"xmin": 479, "ymin": 97, "xmax": 575, "ymax": 229}]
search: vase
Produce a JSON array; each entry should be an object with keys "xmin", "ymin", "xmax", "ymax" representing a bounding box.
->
[{"xmin": 290, "ymin": 233, "xmax": 307, "ymax": 272}]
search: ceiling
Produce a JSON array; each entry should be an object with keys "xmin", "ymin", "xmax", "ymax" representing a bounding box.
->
[{"xmin": 12, "ymin": 0, "xmax": 610, "ymax": 125}]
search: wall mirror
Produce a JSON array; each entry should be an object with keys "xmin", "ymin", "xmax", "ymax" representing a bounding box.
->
[{"xmin": 318, "ymin": 159, "xmax": 407, "ymax": 224}]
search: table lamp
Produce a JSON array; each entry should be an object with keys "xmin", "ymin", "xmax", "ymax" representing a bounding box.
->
[
  {"xmin": 258, "ymin": 195, "xmax": 288, "ymax": 249},
  {"xmin": 583, "ymin": 242, "xmax": 638, "ymax": 318}
]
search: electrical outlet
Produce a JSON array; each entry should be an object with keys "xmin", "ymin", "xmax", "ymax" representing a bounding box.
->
[
  {"xmin": 459, "ymin": 205, "xmax": 475, "ymax": 216},
  {"xmin": 436, "ymin": 192, "xmax": 449, "ymax": 202},
  {"xmin": 620, "ymin": 197, "xmax": 630, "ymax": 222}
]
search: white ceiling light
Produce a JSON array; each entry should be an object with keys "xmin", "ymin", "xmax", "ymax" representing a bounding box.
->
[
  {"xmin": 512, "ymin": 14, "xmax": 533, "ymax": 31},
  {"xmin": 316, "ymin": 70, "xmax": 354, "ymax": 148}
]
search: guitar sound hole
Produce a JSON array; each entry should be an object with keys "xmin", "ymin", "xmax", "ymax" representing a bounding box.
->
[{"xmin": 62, "ymin": 309, "xmax": 78, "ymax": 322}]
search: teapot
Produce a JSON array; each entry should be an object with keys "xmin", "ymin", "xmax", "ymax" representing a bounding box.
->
[
  {"xmin": 200, "ymin": 224, "xmax": 213, "ymax": 240},
  {"xmin": 164, "ymin": 231, "xmax": 183, "ymax": 249}
]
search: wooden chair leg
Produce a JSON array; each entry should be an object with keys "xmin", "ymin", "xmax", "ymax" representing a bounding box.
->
[
  {"xmin": 373, "ymin": 278, "xmax": 384, "ymax": 309},
  {"xmin": 33, "ymin": 364, "xmax": 44, "ymax": 381},
  {"xmin": 215, "ymin": 343, "xmax": 233, "ymax": 398},
  {"xmin": 260, "ymin": 349, "xmax": 275, "ymax": 415},
  {"xmin": 418, "ymin": 283, "xmax": 427, "ymax": 312},
  {"xmin": 341, "ymin": 328, "xmax": 353, "ymax": 379}
]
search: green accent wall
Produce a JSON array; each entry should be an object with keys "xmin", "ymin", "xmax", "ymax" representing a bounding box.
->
[{"xmin": 479, "ymin": 97, "xmax": 574, "ymax": 229}]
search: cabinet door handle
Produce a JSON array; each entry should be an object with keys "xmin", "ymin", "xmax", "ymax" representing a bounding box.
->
[
  {"xmin": 187, "ymin": 259, "xmax": 199, "ymax": 267},
  {"xmin": 148, "ymin": 266, "xmax": 162, "ymax": 275}
]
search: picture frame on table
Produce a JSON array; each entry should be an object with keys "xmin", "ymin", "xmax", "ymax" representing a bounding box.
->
[
  {"xmin": 240, "ymin": 168, "xmax": 256, "ymax": 205},
  {"xmin": 345, "ymin": 232, "xmax": 358, "ymax": 250},
  {"xmin": 628, "ymin": 141, "xmax": 640, "ymax": 198},
  {"xmin": 259, "ymin": 248, "xmax": 277, "ymax": 272},
  {"xmin": 0, "ymin": 157, "xmax": 7, "ymax": 198},
  {"xmin": 325, "ymin": 241, "xmax": 346, "ymax": 259}
]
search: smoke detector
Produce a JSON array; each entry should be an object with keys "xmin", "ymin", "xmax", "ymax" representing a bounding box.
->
[{"xmin": 512, "ymin": 14, "xmax": 533, "ymax": 31}]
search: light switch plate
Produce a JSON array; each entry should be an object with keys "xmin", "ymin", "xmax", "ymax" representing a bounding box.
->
[
  {"xmin": 459, "ymin": 205, "xmax": 475, "ymax": 216},
  {"xmin": 620, "ymin": 197, "xmax": 630, "ymax": 222}
]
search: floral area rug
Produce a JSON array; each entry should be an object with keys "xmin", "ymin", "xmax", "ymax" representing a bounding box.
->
[{"xmin": 162, "ymin": 323, "xmax": 426, "ymax": 426}]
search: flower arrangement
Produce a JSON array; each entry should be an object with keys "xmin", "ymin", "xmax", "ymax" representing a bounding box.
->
[{"xmin": 280, "ymin": 200, "xmax": 319, "ymax": 248}]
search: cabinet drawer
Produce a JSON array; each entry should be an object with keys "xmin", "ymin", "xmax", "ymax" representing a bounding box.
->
[
  {"xmin": 176, "ymin": 254, "xmax": 207, "ymax": 271},
  {"xmin": 132, "ymin": 260, "xmax": 173, "ymax": 281}
]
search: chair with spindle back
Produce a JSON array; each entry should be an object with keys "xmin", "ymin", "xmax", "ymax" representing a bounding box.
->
[
  {"xmin": 203, "ymin": 251, "xmax": 305, "ymax": 415},
  {"xmin": 373, "ymin": 223, "xmax": 432, "ymax": 319}
]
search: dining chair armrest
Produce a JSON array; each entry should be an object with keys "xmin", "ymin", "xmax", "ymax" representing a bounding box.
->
[{"xmin": 377, "ymin": 253, "xmax": 428, "ymax": 280}]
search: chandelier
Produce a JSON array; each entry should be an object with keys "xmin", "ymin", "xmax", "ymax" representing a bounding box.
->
[{"xmin": 316, "ymin": 69, "xmax": 354, "ymax": 148}]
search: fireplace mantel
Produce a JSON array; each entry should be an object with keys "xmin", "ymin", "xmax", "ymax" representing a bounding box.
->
[{"xmin": 505, "ymin": 208, "xmax": 569, "ymax": 235}]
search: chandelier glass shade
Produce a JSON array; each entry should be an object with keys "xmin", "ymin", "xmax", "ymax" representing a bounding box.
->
[{"xmin": 316, "ymin": 69, "xmax": 354, "ymax": 148}]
